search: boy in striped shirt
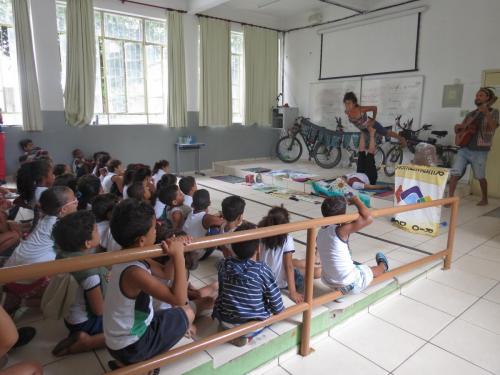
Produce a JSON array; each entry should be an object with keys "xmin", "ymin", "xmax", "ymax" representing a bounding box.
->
[{"xmin": 212, "ymin": 222, "xmax": 284, "ymax": 346}]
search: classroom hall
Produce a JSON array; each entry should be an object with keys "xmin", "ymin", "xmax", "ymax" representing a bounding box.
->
[{"xmin": 0, "ymin": 0, "xmax": 499, "ymax": 374}]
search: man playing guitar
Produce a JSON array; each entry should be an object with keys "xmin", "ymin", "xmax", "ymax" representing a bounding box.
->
[{"xmin": 448, "ymin": 87, "xmax": 499, "ymax": 206}]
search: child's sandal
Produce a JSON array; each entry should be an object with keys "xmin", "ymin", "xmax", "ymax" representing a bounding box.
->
[{"xmin": 375, "ymin": 252, "xmax": 389, "ymax": 272}]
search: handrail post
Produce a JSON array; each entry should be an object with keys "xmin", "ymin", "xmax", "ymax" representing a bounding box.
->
[
  {"xmin": 300, "ymin": 227, "xmax": 317, "ymax": 356},
  {"xmin": 444, "ymin": 197, "xmax": 459, "ymax": 270}
]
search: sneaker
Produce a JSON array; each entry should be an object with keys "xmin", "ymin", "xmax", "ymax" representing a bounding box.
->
[{"xmin": 375, "ymin": 252, "xmax": 389, "ymax": 272}]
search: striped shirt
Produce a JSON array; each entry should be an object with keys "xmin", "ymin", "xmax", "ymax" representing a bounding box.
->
[{"xmin": 212, "ymin": 257, "xmax": 284, "ymax": 324}]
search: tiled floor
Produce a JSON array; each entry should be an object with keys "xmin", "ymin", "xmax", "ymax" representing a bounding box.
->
[{"xmin": 4, "ymin": 159, "xmax": 500, "ymax": 374}]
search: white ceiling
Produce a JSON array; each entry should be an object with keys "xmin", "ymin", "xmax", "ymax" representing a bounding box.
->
[{"xmin": 187, "ymin": 0, "xmax": 416, "ymax": 28}]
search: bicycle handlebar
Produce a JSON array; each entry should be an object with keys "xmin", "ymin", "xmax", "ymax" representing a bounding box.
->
[{"xmin": 396, "ymin": 122, "xmax": 433, "ymax": 135}]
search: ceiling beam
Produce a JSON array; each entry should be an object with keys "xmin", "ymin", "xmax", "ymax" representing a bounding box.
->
[
  {"xmin": 318, "ymin": 0, "xmax": 367, "ymax": 14},
  {"xmin": 188, "ymin": 0, "xmax": 232, "ymax": 14}
]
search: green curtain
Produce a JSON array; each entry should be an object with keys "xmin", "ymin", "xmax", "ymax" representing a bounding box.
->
[
  {"xmin": 199, "ymin": 17, "xmax": 231, "ymax": 127},
  {"xmin": 167, "ymin": 11, "xmax": 187, "ymax": 128},
  {"xmin": 12, "ymin": 0, "xmax": 43, "ymax": 131},
  {"xmin": 244, "ymin": 25, "xmax": 278, "ymax": 126},
  {"xmin": 64, "ymin": 0, "xmax": 95, "ymax": 127}
]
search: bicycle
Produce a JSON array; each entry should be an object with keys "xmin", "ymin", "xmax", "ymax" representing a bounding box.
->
[
  {"xmin": 275, "ymin": 117, "xmax": 326, "ymax": 164},
  {"xmin": 384, "ymin": 118, "xmax": 458, "ymax": 177},
  {"xmin": 314, "ymin": 117, "xmax": 389, "ymax": 169}
]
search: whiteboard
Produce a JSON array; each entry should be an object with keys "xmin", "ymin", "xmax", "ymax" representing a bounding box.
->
[
  {"xmin": 308, "ymin": 75, "xmax": 423, "ymax": 131},
  {"xmin": 360, "ymin": 75, "xmax": 424, "ymax": 129},
  {"xmin": 320, "ymin": 13, "xmax": 419, "ymax": 79},
  {"xmin": 308, "ymin": 78, "xmax": 361, "ymax": 130}
]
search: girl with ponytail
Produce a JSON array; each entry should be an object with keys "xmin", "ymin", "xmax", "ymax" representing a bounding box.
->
[{"xmin": 258, "ymin": 206, "xmax": 305, "ymax": 304}]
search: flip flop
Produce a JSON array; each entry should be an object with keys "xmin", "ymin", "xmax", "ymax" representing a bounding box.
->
[
  {"xmin": 13, "ymin": 327, "xmax": 36, "ymax": 348},
  {"xmin": 52, "ymin": 332, "xmax": 80, "ymax": 357},
  {"xmin": 375, "ymin": 252, "xmax": 389, "ymax": 272}
]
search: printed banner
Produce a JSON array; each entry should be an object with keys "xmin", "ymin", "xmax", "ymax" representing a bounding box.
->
[{"xmin": 393, "ymin": 164, "xmax": 449, "ymax": 236}]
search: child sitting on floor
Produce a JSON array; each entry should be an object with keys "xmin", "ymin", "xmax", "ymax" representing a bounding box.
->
[
  {"xmin": 153, "ymin": 174, "xmax": 177, "ymax": 220},
  {"xmin": 104, "ymin": 199, "xmax": 195, "ymax": 370},
  {"xmin": 76, "ymin": 175, "xmax": 102, "ymax": 211},
  {"xmin": 219, "ymin": 195, "xmax": 246, "ymax": 258},
  {"xmin": 102, "ymin": 159, "xmax": 124, "ymax": 195},
  {"xmin": 317, "ymin": 196, "xmax": 389, "ymax": 295},
  {"xmin": 52, "ymin": 211, "xmax": 107, "ymax": 356},
  {"xmin": 0, "ymin": 192, "xmax": 26, "ymax": 255},
  {"xmin": 127, "ymin": 181, "xmax": 152, "ymax": 203},
  {"xmin": 161, "ymin": 185, "xmax": 191, "ymax": 230},
  {"xmin": 213, "ymin": 222, "xmax": 284, "ymax": 347},
  {"xmin": 53, "ymin": 173, "xmax": 78, "ymax": 194},
  {"xmin": 72, "ymin": 149, "xmax": 91, "ymax": 178},
  {"xmin": 182, "ymin": 189, "xmax": 224, "ymax": 265},
  {"xmin": 178, "ymin": 176, "xmax": 197, "ymax": 208},
  {"xmin": 258, "ymin": 206, "xmax": 304, "ymax": 304},
  {"xmin": 91, "ymin": 194, "xmax": 119, "ymax": 251},
  {"xmin": 153, "ymin": 228, "xmax": 217, "ymax": 311},
  {"xmin": 3, "ymin": 187, "xmax": 78, "ymax": 312},
  {"xmin": 16, "ymin": 159, "xmax": 55, "ymax": 208},
  {"xmin": 152, "ymin": 160, "xmax": 170, "ymax": 186},
  {"xmin": 53, "ymin": 164, "xmax": 71, "ymax": 178}
]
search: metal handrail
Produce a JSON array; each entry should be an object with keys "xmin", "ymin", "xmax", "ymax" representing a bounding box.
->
[{"xmin": 0, "ymin": 197, "xmax": 460, "ymax": 374}]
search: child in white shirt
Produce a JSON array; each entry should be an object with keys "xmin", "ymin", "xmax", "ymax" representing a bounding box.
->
[
  {"xmin": 182, "ymin": 189, "xmax": 224, "ymax": 265},
  {"xmin": 317, "ymin": 196, "xmax": 389, "ymax": 295},
  {"xmin": 4, "ymin": 187, "xmax": 78, "ymax": 311},
  {"xmin": 258, "ymin": 206, "xmax": 304, "ymax": 304},
  {"xmin": 178, "ymin": 176, "xmax": 197, "ymax": 208},
  {"xmin": 51, "ymin": 211, "xmax": 106, "ymax": 357},
  {"xmin": 152, "ymin": 160, "xmax": 170, "ymax": 186},
  {"xmin": 91, "ymin": 193, "xmax": 119, "ymax": 251}
]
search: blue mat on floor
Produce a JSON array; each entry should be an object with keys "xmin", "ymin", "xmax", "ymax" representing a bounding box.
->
[
  {"xmin": 211, "ymin": 175, "xmax": 245, "ymax": 184},
  {"xmin": 242, "ymin": 167, "xmax": 272, "ymax": 173}
]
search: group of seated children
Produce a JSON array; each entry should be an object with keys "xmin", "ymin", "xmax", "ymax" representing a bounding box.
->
[{"xmin": 0, "ymin": 147, "xmax": 390, "ymax": 372}]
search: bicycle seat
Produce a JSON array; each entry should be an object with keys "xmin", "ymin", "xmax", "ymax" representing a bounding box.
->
[{"xmin": 431, "ymin": 130, "xmax": 448, "ymax": 137}]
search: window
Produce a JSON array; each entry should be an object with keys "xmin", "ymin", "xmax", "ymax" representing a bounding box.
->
[
  {"xmin": 0, "ymin": 0, "xmax": 22, "ymax": 124},
  {"xmin": 57, "ymin": 3, "xmax": 168, "ymax": 125},
  {"xmin": 231, "ymin": 31, "xmax": 244, "ymax": 124}
]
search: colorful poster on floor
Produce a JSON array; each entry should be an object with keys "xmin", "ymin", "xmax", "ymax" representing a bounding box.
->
[{"xmin": 393, "ymin": 164, "xmax": 449, "ymax": 236}]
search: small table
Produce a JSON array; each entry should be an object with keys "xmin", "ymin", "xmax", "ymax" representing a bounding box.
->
[{"xmin": 175, "ymin": 142, "xmax": 206, "ymax": 176}]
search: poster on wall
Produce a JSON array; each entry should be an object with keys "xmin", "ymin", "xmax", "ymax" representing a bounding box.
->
[{"xmin": 393, "ymin": 164, "xmax": 449, "ymax": 237}]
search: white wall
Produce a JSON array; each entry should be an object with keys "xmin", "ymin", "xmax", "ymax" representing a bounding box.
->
[
  {"xmin": 284, "ymin": 0, "xmax": 500, "ymax": 143},
  {"xmin": 29, "ymin": 0, "xmax": 281, "ymax": 112}
]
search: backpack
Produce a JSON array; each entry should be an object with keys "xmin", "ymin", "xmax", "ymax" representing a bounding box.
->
[{"xmin": 40, "ymin": 273, "xmax": 78, "ymax": 320}]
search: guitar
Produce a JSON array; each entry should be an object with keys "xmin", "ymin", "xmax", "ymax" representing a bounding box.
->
[
  {"xmin": 454, "ymin": 112, "xmax": 480, "ymax": 147},
  {"xmin": 455, "ymin": 94, "xmax": 498, "ymax": 147}
]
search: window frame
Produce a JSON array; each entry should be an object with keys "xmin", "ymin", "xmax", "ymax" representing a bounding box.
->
[
  {"xmin": 56, "ymin": 3, "xmax": 168, "ymax": 125},
  {"xmin": 230, "ymin": 30, "xmax": 244, "ymax": 125},
  {"xmin": 0, "ymin": 0, "xmax": 22, "ymax": 125}
]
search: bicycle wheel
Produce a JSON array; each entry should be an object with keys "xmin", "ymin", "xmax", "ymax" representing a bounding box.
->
[
  {"xmin": 276, "ymin": 135, "xmax": 303, "ymax": 163},
  {"xmin": 374, "ymin": 146, "xmax": 385, "ymax": 171},
  {"xmin": 384, "ymin": 146, "xmax": 403, "ymax": 177},
  {"xmin": 313, "ymin": 142, "xmax": 342, "ymax": 169},
  {"xmin": 440, "ymin": 149, "xmax": 457, "ymax": 168}
]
